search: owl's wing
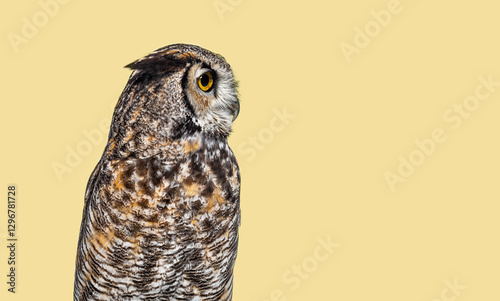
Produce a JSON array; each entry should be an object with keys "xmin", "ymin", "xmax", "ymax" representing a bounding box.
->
[
  {"xmin": 74, "ymin": 159, "xmax": 102, "ymax": 298},
  {"xmin": 74, "ymin": 156, "xmax": 185, "ymax": 300},
  {"xmin": 74, "ymin": 159, "xmax": 130, "ymax": 300}
]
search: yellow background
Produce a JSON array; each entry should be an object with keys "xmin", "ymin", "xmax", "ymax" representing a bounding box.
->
[{"xmin": 1, "ymin": 0, "xmax": 500, "ymax": 300}]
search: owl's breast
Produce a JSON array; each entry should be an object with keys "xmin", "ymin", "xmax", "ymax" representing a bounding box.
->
[
  {"xmin": 77, "ymin": 138, "xmax": 240, "ymax": 298},
  {"xmin": 94, "ymin": 137, "xmax": 239, "ymax": 256}
]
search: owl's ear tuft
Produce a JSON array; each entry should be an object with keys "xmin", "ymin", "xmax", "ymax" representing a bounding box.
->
[{"xmin": 125, "ymin": 55, "xmax": 190, "ymax": 74}]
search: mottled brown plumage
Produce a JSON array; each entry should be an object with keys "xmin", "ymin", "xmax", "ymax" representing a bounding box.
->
[{"xmin": 74, "ymin": 44, "xmax": 241, "ymax": 300}]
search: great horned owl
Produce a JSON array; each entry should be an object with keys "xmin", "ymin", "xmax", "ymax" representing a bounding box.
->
[{"xmin": 74, "ymin": 44, "xmax": 241, "ymax": 301}]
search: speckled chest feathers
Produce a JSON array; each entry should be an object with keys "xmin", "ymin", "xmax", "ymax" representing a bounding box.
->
[{"xmin": 74, "ymin": 44, "xmax": 241, "ymax": 301}]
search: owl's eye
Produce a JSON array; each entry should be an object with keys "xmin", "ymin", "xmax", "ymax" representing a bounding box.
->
[{"xmin": 197, "ymin": 71, "xmax": 214, "ymax": 92}]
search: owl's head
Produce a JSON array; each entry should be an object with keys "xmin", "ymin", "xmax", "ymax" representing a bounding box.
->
[{"xmin": 116, "ymin": 44, "xmax": 239, "ymax": 143}]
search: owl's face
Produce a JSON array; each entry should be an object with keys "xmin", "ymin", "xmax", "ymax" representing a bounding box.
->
[
  {"xmin": 118, "ymin": 44, "xmax": 239, "ymax": 142},
  {"xmin": 183, "ymin": 59, "xmax": 239, "ymax": 137}
]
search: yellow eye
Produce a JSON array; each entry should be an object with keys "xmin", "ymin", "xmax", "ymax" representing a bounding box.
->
[{"xmin": 197, "ymin": 71, "xmax": 214, "ymax": 92}]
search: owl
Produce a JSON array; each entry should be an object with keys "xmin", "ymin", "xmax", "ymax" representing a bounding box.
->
[{"xmin": 74, "ymin": 44, "xmax": 241, "ymax": 301}]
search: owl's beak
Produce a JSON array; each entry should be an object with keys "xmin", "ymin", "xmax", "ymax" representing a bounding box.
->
[{"xmin": 232, "ymin": 99, "xmax": 240, "ymax": 122}]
